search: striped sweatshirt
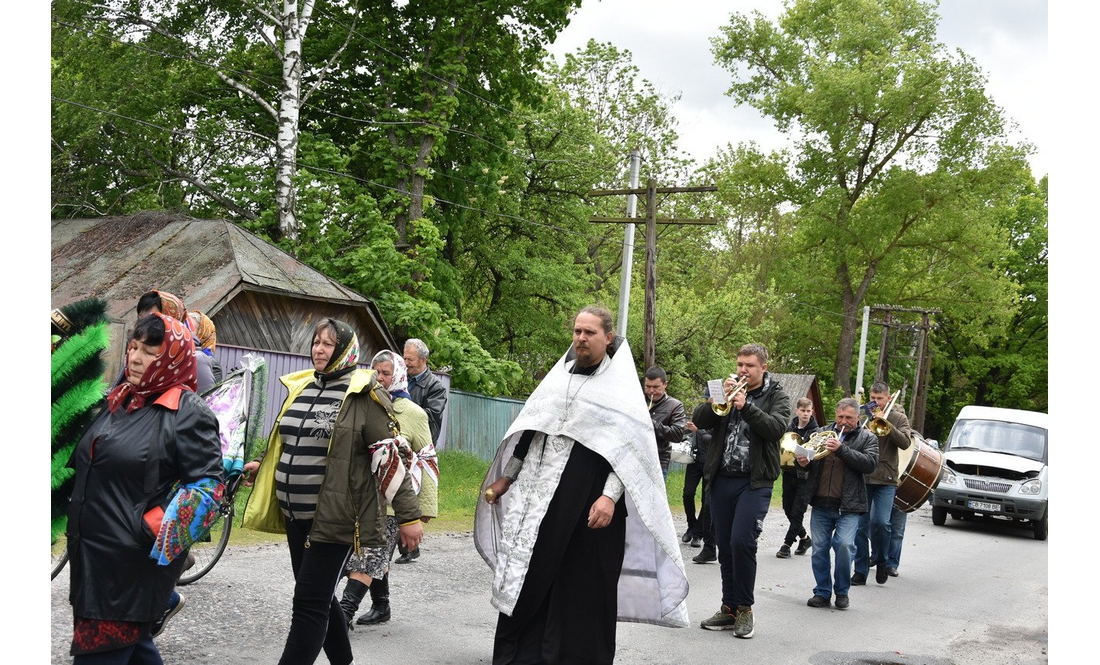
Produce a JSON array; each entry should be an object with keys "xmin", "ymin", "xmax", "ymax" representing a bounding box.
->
[{"xmin": 274, "ymin": 374, "xmax": 349, "ymax": 521}]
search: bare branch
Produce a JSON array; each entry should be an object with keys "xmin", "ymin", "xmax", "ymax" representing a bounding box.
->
[
  {"xmin": 242, "ymin": 0, "xmax": 282, "ymax": 27},
  {"xmin": 144, "ymin": 151, "xmax": 259, "ymax": 220},
  {"xmin": 107, "ymin": 8, "xmax": 279, "ymax": 122},
  {"xmin": 302, "ymin": 1, "xmax": 359, "ymax": 104}
]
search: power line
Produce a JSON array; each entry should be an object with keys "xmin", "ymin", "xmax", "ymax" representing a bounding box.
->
[
  {"xmin": 52, "ymin": 9, "xmax": 622, "ymax": 174},
  {"xmin": 50, "ymin": 94, "xmax": 611, "ymax": 242}
]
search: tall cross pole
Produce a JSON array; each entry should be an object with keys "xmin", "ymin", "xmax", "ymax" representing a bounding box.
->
[{"xmin": 589, "ymin": 181, "xmax": 717, "ymax": 369}]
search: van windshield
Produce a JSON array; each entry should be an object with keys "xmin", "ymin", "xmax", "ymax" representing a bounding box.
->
[{"xmin": 946, "ymin": 419, "xmax": 1047, "ymax": 464}]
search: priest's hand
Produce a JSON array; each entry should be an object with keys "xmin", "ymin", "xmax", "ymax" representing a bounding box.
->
[
  {"xmin": 484, "ymin": 477, "xmax": 513, "ymax": 504},
  {"xmin": 587, "ymin": 495, "xmax": 615, "ymax": 529}
]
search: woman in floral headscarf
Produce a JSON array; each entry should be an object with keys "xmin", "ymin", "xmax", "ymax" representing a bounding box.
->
[
  {"xmin": 135, "ymin": 289, "xmax": 217, "ymax": 392},
  {"xmin": 186, "ymin": 310, "xmax": 223, "ymax": 386},
  {"xmin": 241, "ymin": 319, "xmax": 423, "ymax": 665},
  {"xmin": 67, "ymin": 313, "xmax": 224, "ymax": 663},
  {"xmin": 339, "ymin": 349, "xmax": 439, "ymax": 628}
]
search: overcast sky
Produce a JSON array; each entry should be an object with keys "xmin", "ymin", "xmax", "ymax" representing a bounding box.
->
[{"xmin": 546, "ymin": 0, "xmax": 1048, "ymax": 177}]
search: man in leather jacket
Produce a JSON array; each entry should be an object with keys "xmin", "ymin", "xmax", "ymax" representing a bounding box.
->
[
  {"xmin": 644, "ymin": 366, "xmax": 688, "ymax": 482},
  {"xmin": 403, "ymin": 338, "xmax": 448, "ymax": 446},
  {"xmin": 801, "ymin": 398, "xmax": 879, "ymax": 611},
  {"xmin": 692, "ymin": 344, "xmax": 791, "ymax": 639}
]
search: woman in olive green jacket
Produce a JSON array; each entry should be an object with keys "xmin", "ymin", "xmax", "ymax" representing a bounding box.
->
[{"xmin": 242, "ymin": 319, "xmax": 422, "ymax": 665}]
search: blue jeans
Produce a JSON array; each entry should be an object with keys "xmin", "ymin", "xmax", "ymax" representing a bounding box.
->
[
  {"xmin": 854, "ymin": 484, "xmax": 896, "ymax": 576},
  {"xmin": 887, "ymin": 506, "xmax": 907, "ymax": 568},
  {"xmin": 709, "ymin": 475, "xmax": 771, "ymax": 608},
  {"xmin": 810, "ymin": 506, "xmax": 859, "ymax": 599}
]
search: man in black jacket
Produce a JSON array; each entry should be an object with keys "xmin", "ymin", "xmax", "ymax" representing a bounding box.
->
[
  {"xmin": 692, "ymin": 344, "xmax": 791, "ymax": 639},
  {"xmin": 801, "ymin": 398, "xmax": 879, "ymax": 611},
  {"xmin": 644, "ymin": 366, "xmax": 688, "ymax": 483},
  {"xmin": 403, "ymin": 338, "xmax": 448, "ymax": 445},
  {"xmin": 777, "ymin": 397, "xmax": 818, "ymax": 559},
  {"xmin": 400, "ymin": 338, "xmax": 448, "ymax": 564}
]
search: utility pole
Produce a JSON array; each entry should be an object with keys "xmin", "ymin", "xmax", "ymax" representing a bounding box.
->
[
  {"xmin": 875, "ymin": 310, "xmax": 892, "ymax": 383},
  {"xmin": 913, "ymin": 310, "xmax": 934, "ymax": 432},
  {"xmin": 589, "ymin": 180, "xmax": 717, "ymax": 369},
  {"xmin": 869, "ymin": 305, "xmax": 940, "ymax": 432},
  {"xmin": 854, "ymin": 305, "xmax": 870, "ymax": 401}
]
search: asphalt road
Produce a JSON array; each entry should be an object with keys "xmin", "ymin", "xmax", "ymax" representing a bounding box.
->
[{"xmin": 50, "ymin": 504, "xmax": 1049, "ymax": 664}]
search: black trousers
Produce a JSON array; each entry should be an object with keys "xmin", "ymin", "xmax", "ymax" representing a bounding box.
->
[
  {"xmin": 683, "ymin": 462, "xmax": 714, "ymax": 547},
  {"xmin": 781, "ymin": 470, "xmax": 810, "ymax": 545},
  {"xmin": 278, "ymin": 517, "xmax": 353, "ymax": 665}
]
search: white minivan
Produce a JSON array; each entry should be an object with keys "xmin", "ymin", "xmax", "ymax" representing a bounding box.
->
[{"xmin": 931, "ymin": 406, "xmax": 1048, "ymax": 540}]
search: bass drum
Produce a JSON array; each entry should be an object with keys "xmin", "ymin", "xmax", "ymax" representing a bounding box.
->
[{"xmin": 894, "ymin": 434, "xmax": 946, "ymax": 513}]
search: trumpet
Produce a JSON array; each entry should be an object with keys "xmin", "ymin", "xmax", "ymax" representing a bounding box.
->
[
  {"xmin": 779, "ymin": 426, "xmax": 846, "ymax": 470},
  {"xmin": 867, "ymin": 390, "xmax": 901, "ymax": 437},
  {"xmin": 711, "ymin": 374, "xmax": 750, "ymax": 416}
]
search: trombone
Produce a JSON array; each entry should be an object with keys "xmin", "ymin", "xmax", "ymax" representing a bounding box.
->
[
  {"xmin": 711, "ymin": 374, "xmax": 750, "ymax": 416},
  {"xmin": 866, "ymin": 390, "xmax": 901, "ymax": 437}
]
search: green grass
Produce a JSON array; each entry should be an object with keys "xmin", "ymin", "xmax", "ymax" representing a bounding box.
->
[
  {"xmin": 430, "ymin": 452, "xmax": 786, "ymax": 533},
  {"xmin": 432, "ymin": 450, "xmax": 490, "ymax": 532},
  {"xmin": 225, "ymin": 450, "xmax": 786, "ymax": 547},
  {"xmin": 224, "ymin": 450, "xmax": 491, "ymax": 545}
]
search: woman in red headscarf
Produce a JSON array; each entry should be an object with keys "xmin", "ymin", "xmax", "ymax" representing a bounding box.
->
[{"xmin": 66, "ymin": 313, "xmax": 224, "ymax": 664}]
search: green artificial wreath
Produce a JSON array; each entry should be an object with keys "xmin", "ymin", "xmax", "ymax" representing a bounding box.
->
[{"xmin": 51, "ymin": 298, "xmax": 111, "ymax": 544}]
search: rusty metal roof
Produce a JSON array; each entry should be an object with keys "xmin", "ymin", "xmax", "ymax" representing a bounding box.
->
[{"xmin": 51, "ymin": 212, "xmax": 396, "ymax": 349}]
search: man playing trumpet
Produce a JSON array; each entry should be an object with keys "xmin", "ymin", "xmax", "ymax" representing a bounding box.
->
[
  {"xmin": 692, "ymin": 344, "xmax": 790, "ymax": 639},
  {"xmin": 801, "ymin": 399, "xmax": 878, "ymax": 610},
  {"xmin": 852, "ymin": 382, "xmax": 912, "ymax": 585}
]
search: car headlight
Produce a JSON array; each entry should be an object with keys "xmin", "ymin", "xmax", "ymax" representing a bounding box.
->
[
  {"xmin": 939, "ymin": 468, "xmax": 957, "ymax": 485},
  {"xmin": 1018, "ymin": 479, "xmax": 1042, "ymax": 496}
]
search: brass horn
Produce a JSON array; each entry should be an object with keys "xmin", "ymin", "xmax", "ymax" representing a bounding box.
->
[
  {"xmin": 711, "ymin": 374, "xmax": 750, "ymax": 416},
  {"xmin": 779, "ymin": 426, "xmax": 846, "ymax": 470},
  {"xmin": 867, "ymin": 390, "xmax": 901, "ymax": 437}
]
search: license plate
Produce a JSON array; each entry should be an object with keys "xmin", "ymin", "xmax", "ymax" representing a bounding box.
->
[{"xmin": 968, "ymin": 500, "xmax": 1001, "ymax": 513}]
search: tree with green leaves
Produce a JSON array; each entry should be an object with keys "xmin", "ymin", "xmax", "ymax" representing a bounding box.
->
[
  {"xmin": 924, "ymin": 173, "xmax": 1047, "ymax": 437},
  {"xmin": 368, "ymin": 39, "xmax": 696, "ymax": 393},
  {"xmin": 710, "ymin": 0, "xmax": 1030, "ymax": 393},
  {"xmin": 53, "ymin": 0, "xmax": 367, "ymax": 237},
  {"xmin": 51, "ymin": 0, "xmax": 585, "ymax": 395}
]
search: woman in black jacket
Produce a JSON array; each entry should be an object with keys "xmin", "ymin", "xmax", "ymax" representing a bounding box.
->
[{"xmin": 67, "ymin": 313, "xmax": 224, "ymax": 663}]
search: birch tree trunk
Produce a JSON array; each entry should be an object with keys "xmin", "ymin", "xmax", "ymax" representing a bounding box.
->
[{"xmin": 275, "ymin": 0, "xmax": 312, "ymax": 241}]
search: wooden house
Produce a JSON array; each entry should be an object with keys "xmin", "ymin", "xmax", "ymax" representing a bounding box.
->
[
  {"xmin": 52, "ymin": 211, "xmax": 398, "ymax": 366},
  {"xmin": 51, "ymin": 212, "xmax": 458, "ymax": 444},
  {"xmin": 771, "ymin": 373, "xmax": 827, "ymax": 426}
]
